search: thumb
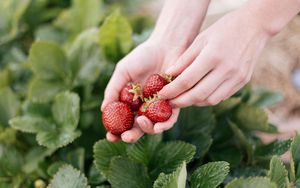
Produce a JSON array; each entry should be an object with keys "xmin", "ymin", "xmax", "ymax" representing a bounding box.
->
[{"xmin": 101, "ymin": 64, "xmax": 130, "ymax": 111}]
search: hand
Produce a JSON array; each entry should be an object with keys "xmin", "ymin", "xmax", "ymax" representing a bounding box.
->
[
  {"xmin": 101, "ymin": 40, "xmax": 182, "ymax": 143},
  {"xmin": 159, "ymin": 10, "xmax": 271, "ymax": 108}
]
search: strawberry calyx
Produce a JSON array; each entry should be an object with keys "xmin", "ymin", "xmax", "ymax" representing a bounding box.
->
[
  {"xmin": 140, "ymin": 95, "xmax": 160, "ymax": 113},
  {"xmin": 160, "ymin": 73, "xmax": 174, "ymax": 83},
  {"xmin": 128, "ymin": 83, "xmax": 143, "ymax": 101}
]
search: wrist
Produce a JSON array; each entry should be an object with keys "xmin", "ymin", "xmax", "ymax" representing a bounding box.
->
[{"xmin": 240, "ymin": 0, "xmax": 300, "ymax": 37}]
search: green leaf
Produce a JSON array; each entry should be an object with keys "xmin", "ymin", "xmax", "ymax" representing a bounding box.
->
[
  {"xmin": 190, "ymin": 161, "xmax": 230, "ymax": 188},
  {"xmin": 290, "ymin": 155, "xmax": 296, "ymax": 182},
  {"xmin": 249, "ymin": 89, "xmax": 283, "ymax": 108},
  {"xmin": 292, "ymin": 135, "xmax": 300, "ymax": 174},
  {"xmin": 214, "ymin": 97, "xmax": 241, "ymax": 116},
  {"xmin": 0, "ymin": 128, "xmax": 16, "ymax": 145},
  {"xmin": 99, "ymin": 9, "xmax": 133, "ymax": 62},
  {"xmin": 52, "ymin": 91, "xmax": 80, "ymax": 128},
  {"xmin": 35, "ymin": 25, "xmax": 66, "ymax": 43},
  {"xmin": 0, "ymin": 69, "xmax": 9, "ymax": 89},
  {"xmin": 225, "ymin": 166, "xmax": 267, "ymax": 184},
  {"xmin": 29, "ymin": 79, "xmax": 66, "ymax": 102},
  {"xmin": 255, "ymin": 139, "xmax": 291, "ymax": 158},
  {"xmin": 229, "ymin": 121, "xmax": 253, "ymax": 163},
  {"xmin": 48, "ymin": 165, "xmax": 90, "ymax": 188},
  {"xmin": 28, "ymin": 41, "xmax": 69, "ymax": 81},
  {"xmin": 234, "ymin": 104, "xmax": 269, "ymax": 131},
  {"xmin": 0, "ymin": 0, "xmax": 30, "ymax": 45},
  {"xmin": 93, "ymin": 140, "xmax": 127, "ymax": 177},
  {"xmin": 225, "ymin": 177, "xmax": 277, "ymax": 188},
  {"xmin": 54, "ymin": 0, "xmax": 102, "ymax": 36},
  {"xmin": 268, "ymin": 156, "xmax": 288, "ymax": 188},
  {"xmin": 107, "ymin": 157, "xmax": 152, "ymax": 188},
  {"xmin": 209, "ymin": 147, "xmax": 243, "ymax": 167},
  {"xmin": 47, "ymin": 161, "xmax": 67, "ymax": 177},
  {"xmin": 10, "ymin": 116, "xmax": 54, "ymax": 133},
  {"xmin": 68, "ymin": 28, "xmax": 103, "ymax": 86},
  {"xmin": 65, "ymin": 148, "xmax": 85, "ymax": 172},
  {"xmin": 0, "ymin": 144, "xmax": 23, "ymax": 176},
  {"xmin": 0, "ymin": 87, "xmax": 20, "ymax": 128},
  {"xmin": 296, "ymin": 179, "xmax": 300, "ymax": 188},
  {"xmin": 153, "ymin": 161, "xmax": 187, "ymax": 188},
  {"xmin": 23, "ymin": 147, "xmax": 55, "ymax": 173},
  {"xmin": 150, "ymin": 141, "xmax": 196, "ymax": 179},
  {"xmin": 36, "ymin": 128, "xmax": 81, "ymax": 149},
  {"xmin": 127, "ymin": 134, "xmax": 162, "ymax": 166},
  {"xmin": 166, "ymin": 107, "xmax": 215, "ymax": 158},
  {"xmin": 88, "ymin": 164, "xmax": 106, "ymax": 185}
]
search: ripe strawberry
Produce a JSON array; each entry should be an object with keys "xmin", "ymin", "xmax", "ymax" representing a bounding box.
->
[
  {"xmin": 139, "ymin": 97, "xmax": 172, "ymax": 122},
  {"xmin": 119, "ymin": 83, "xmax": 143, "ymax": 111},
  {"xmin": 102, "ymin": 102, "xmax": 134, "ymax": 135},
  {"xmin": 143, "ymin": 74, "xmax": 172, "ymax": 98}
]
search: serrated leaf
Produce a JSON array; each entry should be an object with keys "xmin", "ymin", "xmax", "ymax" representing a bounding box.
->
[
  {"xmin": 28, "ymin": 41, "xmax": 69, "ymax": 81},
  {"xmin": 150, "ymin": 141, "xmax": 195, "ymax": 179},
  {"xmin": 290, "ymin": 155, "xmax": 296, "ymax": 182},
  {"xmin": 107, "ymin": 157, "xmax": 151, "ymax": 188},
  {"xmin": 127, "ymin": 134, "xmax": 162, "ymax": 166},
  {"xmin": 48, "ymin": 165, "xmax": 90, "ymax": 188},
  {"xmin": 153, "ymin": 161, "xmax": 187, "ymax": 188},
  {"xmin": 47, "ymin": 161, "xmax": 67, "ymax": 177},
  {"xmin": 52, "ymin": 91, "xmax": 80, "ymax": 128},
  {"xmin": 190, "ymin": 161, "xmax": 229, "ymax": 188},
  {"xmin": 225, "ymin": 177, "xmax": 277, "ymax": 188},
  {"xmin": 93, "ymin": 140, "xmax": 127, "ymax": 177},
  {"xmin": 292, "ymin": 135, "xmax": 300, "ymax": 175},
  {"xmin": 10, "ymin": 116, "xmax": 54, "ymax": 133},
  {"xmin": 166, "ymin": 107, "xmax": 215, "ymax": 158},
  {"xmin": 249, "ymin": 89, "xmax": 283, "ymax": 108},
  {"xmin": 255, "ymin": 139, "xmax": 291, "ymax": 158},
  {"xmin": 99, "ymin": 9, "xmax": 133, "ymax": 62},
  {"xmin": 268, "ymin": 156, "xmax": 288, "ymax": 188},
  {"xmin": 225, "ymin": 166, "xmax": 267, "ymax": 184},
  {"xmin": 0, "ymin": 69, "xmax": 9, "ymax": 89},
  {"xmin": 36, "ymin": 128, "xmax": 81, "ymax": 149},
  {"xmin": 29, "ymin": 79, "xmax": 66, "ymax": 102},
  {"xmin": 68, "ymin": 28, "xmax": 103, "ymax": 86},
  {"xmin": 0, "ymin": 87, "xmax": 20, "ymax": 128},
  {"xmin": 234, "ymin": 104, "xmax": 269, "ymax": 131}
]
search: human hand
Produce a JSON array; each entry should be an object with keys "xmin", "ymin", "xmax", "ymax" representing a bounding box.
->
[
  {"xmin": 159, "ymin": 9, "xmax": 272, "ymax": 108},
  {"xmin": 101, "ymin": 40, "xmax": 182, "ymax": 143}
]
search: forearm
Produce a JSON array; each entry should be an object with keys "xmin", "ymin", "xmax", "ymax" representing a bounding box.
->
[
  {"xmin": 149, "ymin": 0, "xmax": 211, "ymax": 47},
  {"xmin": 241, "ymin": 0, "xmax": 300, "ymax": 36}
]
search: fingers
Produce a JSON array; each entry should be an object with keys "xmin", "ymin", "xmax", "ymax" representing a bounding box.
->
[
  {"xmin": 106, "ymin": 132, "xmax": 120, "ymax": 142},
  {"xmin": 170, "ymin": 68, "xmax": 227, "ymax": 108},
  {"xmin": 137, "ymin": 116, "xmax": 155, "ymax": 134},
  {"xmin": 120, "ymin": 124, "xmax": 144, "ymax": 143},
  {"xmin": 159, "ymin": 48, "xmax": 216, "ymax": 100},
  {"xmin": 166, "ymin": 37, "xmax": 206, "ymax": 76},
  {"xmin": 101, "ymin": 64, "xmax": 131, "ymax": 111},
  {"xmin": 153, "ymin": 108, "xmax": 180, "ymax": 133}
]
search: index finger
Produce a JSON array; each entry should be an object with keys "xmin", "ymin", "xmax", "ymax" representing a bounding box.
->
[{"xmin": 101, "ymin": 64, "xmax": 131, "ymax": 111}]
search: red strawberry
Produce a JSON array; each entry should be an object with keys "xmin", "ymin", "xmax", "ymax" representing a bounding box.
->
[
  {"xmin": 119, "ymin": 83, "xmax": 143, "ymax": 111},
  {"xmin": 143, "ymin": 74, "xmax": 172, "ymax": 98},
  {"xmin": 102, "ymin": 102, "xmax": 134, "ymax": 135},
  {"xmin": 139, "ymin": 97, "xmax": 172, "ymax": 122}
]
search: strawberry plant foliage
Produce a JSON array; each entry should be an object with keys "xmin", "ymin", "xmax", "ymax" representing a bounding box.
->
[{"xmin": 0, "ymin": 0, "xmax": 299, "ymax": 187}]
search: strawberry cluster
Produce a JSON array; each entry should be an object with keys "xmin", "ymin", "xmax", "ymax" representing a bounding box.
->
[{"xmin": 102, "ymin": 74, "xmax": 173, "ymax": 135}]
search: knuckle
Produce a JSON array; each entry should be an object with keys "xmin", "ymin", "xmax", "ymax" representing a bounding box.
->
[
  {"xmin": 178, "ymin": 78, "xmax": 193, "ymax": 90},
  {"xmin": 237, "ymin": 71, "xmax": 248, "ymax": 83},
  {"xmin": 226, "ymin": 64, "xmax": 239, "ymax": 75},
  {"xmin": 206, "ymin": 98, "xmax": 219, "ymax": 106}
]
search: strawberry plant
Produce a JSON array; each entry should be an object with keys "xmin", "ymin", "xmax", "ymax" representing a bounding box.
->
[{"xmin": 0, "ymin": 0, "xmax": 299, "ymax": 188}]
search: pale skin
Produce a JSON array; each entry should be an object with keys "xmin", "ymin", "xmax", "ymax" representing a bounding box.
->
[{"xmin": 101, "ymin": 0, "xmax": 300, "ymax": 143}]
